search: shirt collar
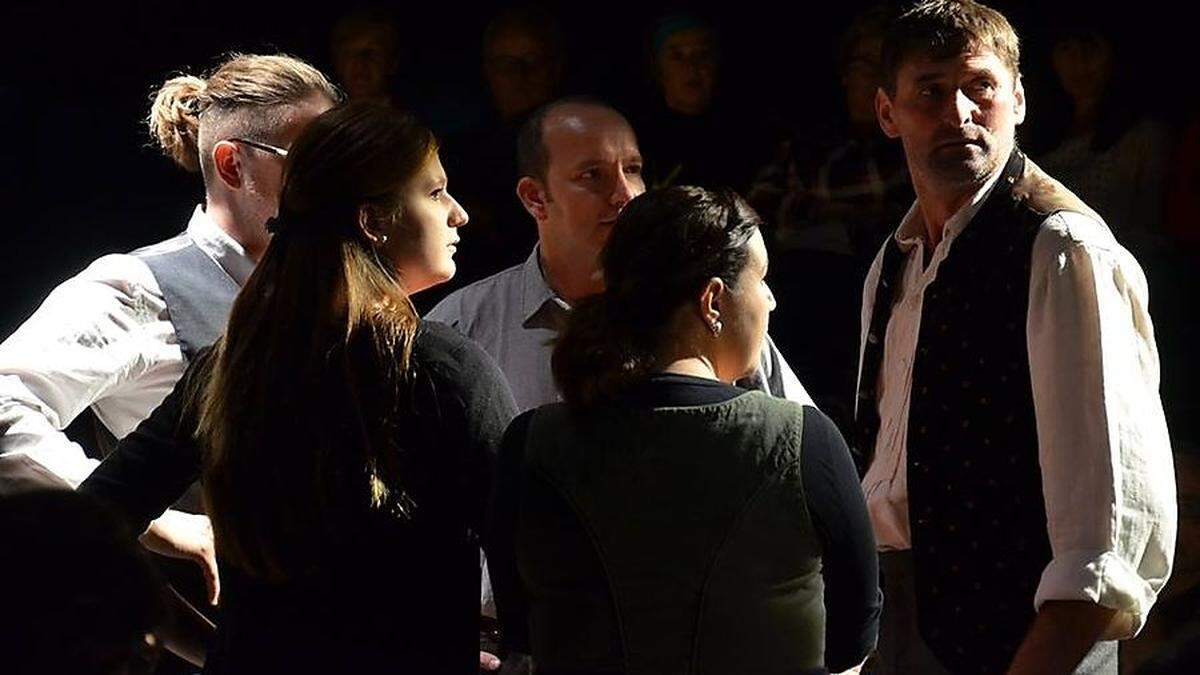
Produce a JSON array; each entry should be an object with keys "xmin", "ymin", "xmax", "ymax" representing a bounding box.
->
[
  {"xmin": 520, "ymin": 244, "xmax": 571, "ymax": 326},
  {"xmin": 185, "ymin": 205, "xmax": 257, "ymax": 287},
  {"xmin": 894, "ymin": 164, "xmax": 1007, "ymax": 252}
]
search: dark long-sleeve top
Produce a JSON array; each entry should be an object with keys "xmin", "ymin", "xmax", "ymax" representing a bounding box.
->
[
  {"xmin": 487, "ymin": 373, "xmax": 881, "ymax": 673},
  {"xmin": 80, "ymin": 320, "xmax": 518, "ymax": 673}
]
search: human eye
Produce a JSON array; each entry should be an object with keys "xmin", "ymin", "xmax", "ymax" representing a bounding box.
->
[
  {"xmin": 969, "ymin": 75, "xmax": 996, "ymax": 92},
  {"xmin": 625, "ymin": 163, "xmax": 642, "ymax": 176},
  {"xmin": 430, "ymin": 186, "xmax": 445, "ymax": 201},
  {"xmin": 918, "ymin": 83, "xmax": 941, "ymax": 98}
]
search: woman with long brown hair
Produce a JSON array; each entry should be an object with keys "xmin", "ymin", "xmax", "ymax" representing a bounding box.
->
[
  {"xmin": 195, "ymin": 101, "xmax": 515, "ymax": 672},
  {"xmin": 82, "ymin": 101, "xmax": 516, "ymax": 672}
]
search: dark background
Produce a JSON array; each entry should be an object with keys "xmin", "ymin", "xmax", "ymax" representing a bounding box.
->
[{"xmin": 1, "ymin": 1, "xmax": 1193, "ymax": 436}]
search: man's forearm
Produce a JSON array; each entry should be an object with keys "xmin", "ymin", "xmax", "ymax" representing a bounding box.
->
[{"xmin": 1006, "ymin": 600, "xmax": 1121, "ymax": 675}]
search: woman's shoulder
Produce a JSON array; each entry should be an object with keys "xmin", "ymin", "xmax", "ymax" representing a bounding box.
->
[{"xmin": 412, "ymin": 319, "xmax": 512, "ymax": 394}]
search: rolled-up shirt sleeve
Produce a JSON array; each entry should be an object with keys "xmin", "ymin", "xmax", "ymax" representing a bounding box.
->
[{"xmin": 1027, "ymin": 212, "xmax": 1176, "ymax": 637}]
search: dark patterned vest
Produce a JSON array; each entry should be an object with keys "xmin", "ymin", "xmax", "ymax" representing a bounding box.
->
[{"xmin": 855, "ymin": 150, "xmax": 1103, "ymax": 674}]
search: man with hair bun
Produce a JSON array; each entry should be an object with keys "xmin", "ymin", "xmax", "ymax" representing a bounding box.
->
[
  {"xmin": 855, "ymin": 1, "xmax": 1175, "ymax": 673},
  {"xmin": 0, "ymin": 54, "xmax": 337, "ymax": 611}
]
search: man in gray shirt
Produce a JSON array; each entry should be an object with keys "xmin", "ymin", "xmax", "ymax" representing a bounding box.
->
[{"xmin": 428, "ymin": 97, "xmax": 812, "ymax": 412}]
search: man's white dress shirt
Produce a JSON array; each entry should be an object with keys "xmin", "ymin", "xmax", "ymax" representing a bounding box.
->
[{"xmin": 0, "ymin": 206, "xmax": 253, "ymax": 486}]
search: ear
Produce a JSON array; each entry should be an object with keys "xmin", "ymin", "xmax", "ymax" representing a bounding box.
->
[
  {"xmin": 876, "ymin": 87, "xmax": 901, "ymax": 139},
  {"xmin": 1013, "ymin": 75, "xmax": 1027, "ymax": 126},
  {"xmin": 516, "ymin": 176, "xmax": 549, "ymax": 221},
  {"xmin": 698, "ymin": 276, "xmax": 726, "ymax": 327},
  {"xmin": 212, "ymin": 141, "xmax": 243, "ymax": 189},
  {"xmin": 356, "ymin": 205, "xmax": 385, "ymax": 244}
]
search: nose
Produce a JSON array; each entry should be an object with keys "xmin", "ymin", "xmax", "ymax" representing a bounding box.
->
[
  {"xmin": 448, "ymin": 193, "xmax": 468, "ymax": 228},
  {"xmin": 610, "ymin": 170, "xmax": 640, "ymax": 209},
  {"xmin": 948, "ymin": 88, "xmax": 978, "ymax": 126},
  {"xmin": 765, "ymin": 283, "xmax": 777, "ymax": 312}
]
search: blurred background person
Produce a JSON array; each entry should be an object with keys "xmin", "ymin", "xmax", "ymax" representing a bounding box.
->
[
  {"xmin": 0, "ymin": 489, "xmax": 166, "ymax": 675},
  {"xmin": 1038, "ymin": 25, "xmax": 1173, "ymax": 256},
  {"xmin": 746, "ymin": 5, "xmax": 909, "ymax": 434},
  {"xmin": 488, "ymin": 186, "xmax": 880, "ymax": 674},
  {"xmin": 632, "ymin": 13, "xmax": 774, "ymax": 193},
  {"xmin": 330, "ymin": 7, "xmax": 403, "ymax": 106},
  {"xmin": 432, "ymin": 5, "xmax": 568, "ymax": 310}
]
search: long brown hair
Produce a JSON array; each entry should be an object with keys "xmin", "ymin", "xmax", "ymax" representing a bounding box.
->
[{"xmin": 198, "ymin": 103, "xmax": 438, "ymax": 581}]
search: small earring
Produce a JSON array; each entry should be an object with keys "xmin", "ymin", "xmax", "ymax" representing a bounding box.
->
[
  {"xmin": 378, "ymin": 233, "xmax": 388, "ymax": 245},
  {"xmin": 709, "ymin": 319, "xmax": 723, "ymax": 337}
]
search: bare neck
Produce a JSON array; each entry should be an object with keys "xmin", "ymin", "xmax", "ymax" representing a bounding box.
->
[
  {"xmin": 653, "ymin": 317, "xmax": 726, "ymax": 383},
  {"xmin": 658, "ymin": 356, "xmax": 721, "ymax": 381},
  {"xmin": 911, "ymin": 181, "xmax": 978, "ymax": 250},
  {"xmin": 204, "ymin": 197, "xmax": 267, "ymax": 263}
]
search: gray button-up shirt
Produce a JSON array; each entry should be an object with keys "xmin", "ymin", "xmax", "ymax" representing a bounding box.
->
[{"xmin": 427, "ymin": 246, "xmax": 813, "ymax": 413}]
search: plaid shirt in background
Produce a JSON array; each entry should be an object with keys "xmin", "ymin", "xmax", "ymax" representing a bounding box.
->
[{"xmin": 749, "ymin": 127, "xmax": 912, "ymax": 266}]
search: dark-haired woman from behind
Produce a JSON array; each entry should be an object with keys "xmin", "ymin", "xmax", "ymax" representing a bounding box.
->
[
  {"xmin": 81, "ymin": 102, "xmax": 517, "ymax": 673},
  {"xmin": 487, "ymin": 186, "xmax": 881, "ymax": 674}
]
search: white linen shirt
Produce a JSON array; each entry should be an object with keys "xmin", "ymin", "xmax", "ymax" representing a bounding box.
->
[
  {"xmin": 856, "ymin": 175, "xmax": 1176, "ymax": 636},
  {"xmin": 0, "ymin": 206, "xmax": 253, "ymax": 486}
]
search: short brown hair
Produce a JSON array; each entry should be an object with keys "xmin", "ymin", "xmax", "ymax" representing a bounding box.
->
[
  {"xmin": 881, "ymin": 0, "xmax": 1020, "ymax": 94},
  {"xmin": 147, "ymin": 54, "xmax": 341, "ymax": 178}
]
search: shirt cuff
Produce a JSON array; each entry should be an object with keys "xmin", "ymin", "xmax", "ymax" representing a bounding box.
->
[{"xmin": 1034, "ymin": 549, "xmax": 1159, "ymax": 638}]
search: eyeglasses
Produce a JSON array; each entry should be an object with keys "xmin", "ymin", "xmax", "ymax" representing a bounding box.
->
[{"xmin": 228, "ymin": 138, "xmax": 289, "ymax": 158}]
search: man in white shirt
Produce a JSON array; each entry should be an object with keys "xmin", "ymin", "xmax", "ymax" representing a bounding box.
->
[
  {"xmin": 0, "ymin": 54, "xmax": 337, "ymax": 602},
  {"xmin": 855, "ymin": 2, "xmax": 1175, "ymax": 674}
]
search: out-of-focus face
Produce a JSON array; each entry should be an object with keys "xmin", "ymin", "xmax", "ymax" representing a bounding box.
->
[
  {"xmin": 531, "ymin": 105, "xmax": 645, "ymax": 287},
  {"xmin": 656, "ymin": 28, "xmax": 717, "ymax": 116},
  {"xmin": 842, "ymin": 37, "xmax": 884, "ymax": 130},
  {"xmin": 877, "ymin": 48, "xmax": 1025, "ymax": 191},
  {"xmin": 384, "ymin": 153, "xmax": 469, "ymax": 294},
  {"xmin": 714, "ymin": 229, "xmax": 774, "ymax": 382},
  {"xmin": 332, "ymin": 29, "xmax": 398, "ymax": 101},
  {"xmin": 484, "ymin": 29, "xmax": 562, "ymax": 120},
  {"xmin": 1051, "ymin": 35, "xmax": 1112, "ymax": 107}
]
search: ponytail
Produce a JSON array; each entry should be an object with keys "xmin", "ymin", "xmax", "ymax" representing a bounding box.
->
[
  {"xmin": 552, "ymin": 294, "xmax": 657, "ymax": 408},
  {"xmin": 551, "ymin": 186, "xmax": 761, "ymax": 409}
]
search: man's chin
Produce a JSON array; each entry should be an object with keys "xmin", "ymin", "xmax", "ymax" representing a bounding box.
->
[{"xmin": 929, "ymin": 155, "xmax": 996, "ymax": 187}]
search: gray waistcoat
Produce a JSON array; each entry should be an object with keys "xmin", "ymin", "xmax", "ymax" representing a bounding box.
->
[{"xmin": 133, "ymin": 232, "xmax": 240, "ymax": 362}]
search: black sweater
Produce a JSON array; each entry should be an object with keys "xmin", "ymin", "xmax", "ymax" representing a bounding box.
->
[{"xmin": 80, "ymin": 320, "xmax": 518, "ymax": 674}]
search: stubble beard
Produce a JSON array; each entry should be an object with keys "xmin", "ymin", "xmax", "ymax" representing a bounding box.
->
[{"xmin": 926, "ymin": 140, "xmax": 1000, "ymax": 189}]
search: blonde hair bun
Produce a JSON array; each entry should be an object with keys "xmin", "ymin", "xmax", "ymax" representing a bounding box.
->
[{"xmin": 148, "ymin": 74, "xmax": 208, "ymax": 172}]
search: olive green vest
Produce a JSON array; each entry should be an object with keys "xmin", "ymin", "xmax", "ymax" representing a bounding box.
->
[{"xmin": 522, "ymin": 391, "xmax": 826, "ymax": 675}]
